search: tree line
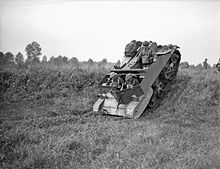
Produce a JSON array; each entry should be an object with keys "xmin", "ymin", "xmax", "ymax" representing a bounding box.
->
[
  {"xmin": 1, "ymin": 41, "xmax": 216, "ymax": 71},
  {"xmin": 0, "ymin": 41, "xmax": 117, "ymax": 71}
]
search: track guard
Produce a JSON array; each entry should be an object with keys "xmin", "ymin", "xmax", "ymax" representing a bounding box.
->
[{"xmin": 133, "ymin": 87, "xmax": 154, "ymax": 119}]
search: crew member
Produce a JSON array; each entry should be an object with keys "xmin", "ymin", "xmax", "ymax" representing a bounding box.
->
[
  {"xmin": 106, "ymin": 72, "xmax": 124, "ymax": 90},
  {"xmin": 125, "ymin": 73, "xmax": 139, "ymax": 89},
  {"xmin": 141, "ymin": 41, "xmax": 155, "ymax": 69}
]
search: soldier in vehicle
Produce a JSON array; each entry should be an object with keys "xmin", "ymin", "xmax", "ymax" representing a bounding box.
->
[
  {"xmin": 125, "ymin": 73, "xmax": 139, "ymax": 89},
  {"xmin": 105, "ymin": 72, "xmax": 116, "ymax": 85},
  {"xmin": 203, "ymin": 58, "xmax": 208, "ymax": 69},
  {"xmin": 106, "ymin": 72, "xmax": 124, "ymax": 90},
  {"xmin": 140, "ymin": 41, "xmax": 155, "ymax": 69}
]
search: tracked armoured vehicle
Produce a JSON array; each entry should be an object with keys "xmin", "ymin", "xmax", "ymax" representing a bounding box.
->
[{"xmin": 93, "ymin": 40, "xmax": 181, "ymax": 119}]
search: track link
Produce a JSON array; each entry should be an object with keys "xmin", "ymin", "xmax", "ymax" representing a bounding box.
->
[{"xmin": 148, "ymin": 50, "xmax": 181, "ymax": 109}]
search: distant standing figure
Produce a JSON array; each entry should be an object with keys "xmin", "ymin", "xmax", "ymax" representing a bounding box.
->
[
  {"xmin": 203, "ymin": 59, "xmax": 208, "ymax": 69},
  {"xmin": 216, "ymin": 58, "xmax": 220, "ymax": 72}
]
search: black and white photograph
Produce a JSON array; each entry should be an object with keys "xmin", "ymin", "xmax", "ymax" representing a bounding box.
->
[{"xmin": 0, "ymin": 0, "xmax": 220, "ymax": 168}]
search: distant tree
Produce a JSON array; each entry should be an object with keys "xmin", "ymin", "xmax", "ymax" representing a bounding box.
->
[
  {"xmin": 116, "ymin": 59, "xmax": 121, "ymax": 65},
  {"xmin": 180, "ymin": 62, "xmax": 189, "ymax": 69},
  {"xmin": 69, "ymin": 57, "xmax": 79, "ymax": 69},
  {"xmin": 195, "ymin": 63, "xmax": 203, "ymax": 70},
  {"xmin": 52, "ymin": 55, "xmax": 68, "ymax": 65},
  {"xmin": 42, "ymin": 55, "xmax": 48, "ymax": 63},
  {"xmin": 212, "ymin": 64, "xmax": 216, "ymax": 68},
  {"xmin": 25, "ymin": 41, "xmax": 41, "ymax": 64},
  {"xmin": 101, "ymin": 58, "xmax": 107, "ymax": 65},
  {"xmin": 54, "ymin": 55, "xmax": 63, "ymax": 65},
  {"xmin": 0, "ymin": 52, "xmax": 5, "ymax": 66},
  {"xmin": 62, "ymin": 56, "xmax": 68, "ymax": 64},
  {"xmin": 189, "ymin": 64, "xmax": 195, "ymax": 69},
  {"xmin": 88, "ymin": 58, "xmax": 94, "ymax": 65},
  {"xmin": 5, "ymin": 52, "xmax": 15, "ymax": 65},
  {"xmin": 113, "ymin": 59, "xmax": 121, "ymax": 69},
  {"xmin": 15, "ymin": 52, "xmax": 24, "ymax": 67},
  {"xmin": 207, "ymin": 64, "xmax": 211, "ymax": 69},
  {"xmin": 49, "ymin": 56, "xmax": 55, "ymax": 63},
  {"xmin": 69, "ymin": 57, "xmax": 78, "ymax": 65}
]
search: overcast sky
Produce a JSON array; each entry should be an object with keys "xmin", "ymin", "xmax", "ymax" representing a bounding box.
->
[{"xmin": 0, "ymin": 0, "xmax": 220, "ymax": 65}]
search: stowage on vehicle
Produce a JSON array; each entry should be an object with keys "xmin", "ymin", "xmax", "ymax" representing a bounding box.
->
[{"xmin": 93, "ymin": 40, "xmax": 181, "ymax": 119}]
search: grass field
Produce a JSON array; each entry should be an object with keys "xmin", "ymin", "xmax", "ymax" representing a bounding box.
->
[{"xmin": 0, "ymin": 67, "xmax": 220, "ymax": 169}]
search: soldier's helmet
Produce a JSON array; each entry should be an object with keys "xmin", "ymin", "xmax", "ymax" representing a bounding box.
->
[
  {"xmin": 143, "ymin": 41, "xmax": 150, "ymax": 46},
  {"xmin": 168, "ymin": 44, "xmax": 173, "ymax": 48},
  {"xmin": 205, "ymin": 58, "xmax": 207, "ymax": 61},
  {"xmin": 110, "ymin": 72, "xmax": 117, "ymax": 78},
  {"xmin": 125, "ymin": 73, "xmax": 133, "ymax": 81}
]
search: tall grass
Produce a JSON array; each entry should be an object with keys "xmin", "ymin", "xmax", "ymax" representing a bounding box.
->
[{"xmin": 0, "ymin": 66, "xmax": 220, "ymax": 169}]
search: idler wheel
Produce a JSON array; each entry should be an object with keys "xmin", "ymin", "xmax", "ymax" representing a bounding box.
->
[
  {"xmin": 148, "ymin": 100, "xmax": 156, "ymax": 108},
  {"xmin": 148, "ymin": 95, "xmax": 158, "ymax": 109},
  {"xmin": 171, "ymin": 53, "xmax": 179, "ymax": 64}
]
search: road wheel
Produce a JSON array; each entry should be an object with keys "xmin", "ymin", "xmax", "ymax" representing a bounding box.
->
[
  {"xmin": 157, "ymin": 88, "xmax": 165, "ymax": 98},
  {"xmin": 164, "ymin": 66, "xmax": 175, "ymax": 80},
  {"xmin": 148, "ymin": 94, "xmax": 158, "ymax": 109}
]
